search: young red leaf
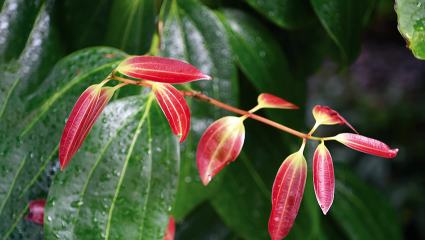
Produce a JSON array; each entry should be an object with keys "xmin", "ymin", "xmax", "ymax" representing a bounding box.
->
[
  {"xmin": 313, "ymin": 142, "xmax": 334, "ymax": 215},
  {"xmin": 197, "ymin": 116, "xmax": 245, "ymax": 186},
  {"xmin": 257, "ymin": 93, "xmax": 299, "ymax": 109},
  {"xmin": 164, "ymin": 215, "xmax": 175, "ymax": 240},
  {"xmin": 334, "ymin": 133, "xmax": 398, "ymax": 158},
  {"xmin": 60, "ymin": 85, "xmax": 115, "ymax": 170},
  {"xmin": 116, "ymin": 56, "xmax": 212, "ymax": 83},
  {"xmin": 312, "ymin": 105, "xmax": 358, "ymax": 134},
  {"xmin": 153, "ymin": 83, "xmax": 190, "ymax": 143},
  {"xmin": 25, "ymin": 199, "xmax": 46, "ymax": 225},
  {"xmin": 269, "ymin": 150, "xmax": 307, "ymax": 240}
]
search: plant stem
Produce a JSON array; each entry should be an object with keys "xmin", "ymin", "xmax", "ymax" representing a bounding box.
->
[{"xmin": 112, "ymin": 75, "xmax": 152, "ymax": 88}]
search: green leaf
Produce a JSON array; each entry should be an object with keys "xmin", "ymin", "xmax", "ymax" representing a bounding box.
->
[
  {"xmin": 309, "ymin": 0, "xmax": 376, "ymax": 65},
  {"xmin": 396, "ymin": 0, "xmax": 425, "ymax": 59},
  {"xmin": 0, "ymin": 47, "xmax": 126, "ymax": 239},
  {"xmin": 210, "ymin": 121, "xmax": 319, "ymax": 240},
  {"xmin": 159, "ymin": 0, "xmax": 238, "ymax": 219},
  {"xmin": 104, "ymin": 0, "xmax": 155, "ymax": 55},
  {"xmin": 45, "ymin": 95, "xmax": 179, "ymax": 240},
  {"xmin": 330, "ymin": 162, "xmax": 404, "ymax": 240},
  {"xmin": 175, "ymin": 202, "xmax": 238, "ymax": 240},
  {"xmin": 242, "ymin": 0, "xmax": 317, "ymax": 30}
]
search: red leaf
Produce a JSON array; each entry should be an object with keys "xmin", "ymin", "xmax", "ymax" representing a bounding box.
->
[
  {"xmin": 258, "ymin": 93, "xmax": 299, "ymax": 109},
  {"xmin": 313, "ymin": 142, "xmax": 334, "ymax": 215},
  {"xmin": 197, "ymin": 116, "xmax": 245, "ymax": 186},
  {"xmin": 164, "ymin": 215, "xmax": 175, "ymax": 240},
  {"xmin": 60, "ymin": 85, "xmax": 115, "ymax": 170},
  {"xmin": 312, "ymin": 105, "xmax": 358, "ymax": 134},
  {"xmin": 334, "ymin": 133, "xmax": 398, "ymax": 158},
  {"xmin": 269, "ymin": 151, "xmax": 306, "ymax": 240},
  {"xmin": 116, "ymin": 56, "xmax": 212, "ymax": 83},
  {"xmin": 25, "ymin": 199, "xmax": 46, "ymax": 225},
  {"xmin": 153, "ymin": 83, "xmax": 190, "ymax": 143}
]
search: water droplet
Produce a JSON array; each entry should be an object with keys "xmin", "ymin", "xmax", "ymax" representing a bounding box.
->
[{"xmin": 70, "ymin": 201, "xmax": 84, "ymax": 208}]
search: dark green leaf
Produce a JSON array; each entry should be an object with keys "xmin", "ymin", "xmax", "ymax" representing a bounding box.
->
[
  {"xmin": 104, "ymin": 0, "xmax": 155, "ymax": 55},
  {"xmin": 330, "ymin": 162, "xmax": 404, "ymax": 240},
  {"xmin": 175, "ymin": 202, "xmax": 238, "ymax": 240},
  {"xmin": 45, "ymin": 95, "xmax": 179, "ymax": 240},
  {"xmin": 396, "ymin": 0, "xmax": 425, "ymax": 59},
  {"xmin": 243, "ymin": 0, "xmax": 316, "ymax": 30},
  {"xmin": 309, "ymin": 0, "xmax": 376, "ymax": 65},
  {"xmin": 159, "ymin": 0, "xmax": 238, "ymax": 219}
]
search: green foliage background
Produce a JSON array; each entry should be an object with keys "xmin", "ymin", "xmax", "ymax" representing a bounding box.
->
[{"xmin": 0, "ymin": 0, "xmax": 423, "ymax": 239}]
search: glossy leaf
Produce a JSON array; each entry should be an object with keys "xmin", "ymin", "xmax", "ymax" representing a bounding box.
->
[
  {"xmin": 313, "ymin": 142, "xmax": 334, "ymax": 215},
  {"xmin": 25, "ymin": 199, "xmax": 46, "ymax": 225},
  {"xmin": 197, "ymin": 116, "xmax": 245, "ymax": 186},
  {"xmin": 312, "ymin": 105, "xmax": 358, "ymax": 134},
  {"xmin": 164, "ymin": 215, "xmax": 175, "ymax": 240},
  {"xmin": 269, "ymin": 150, "xmax": 307, "ymax": 240},
  {"xmin": 160, "ymin": 0, "xmax": 238, "ymax": 219},
  {"xmin": 258, "ymin": 93, "xmax": 299, "ymax": 110},
  {"xmin": 334, "ymin": 133, "xmax": 399, "ymax": 158},
  {"xmin": 242, "ymin": 0, "xmax": 316, "ymax": 30},
  {"xmin": 116, "ymin": 56, "xmax": 212, "ymax": 83},
  {"xmin": 105, "ymin": 0, "xmax": 155, "ymax": 55},
  {"xmin": 309, "ymin": 0, "xmax": 376, "ymax": 65},
  {"xmin": 152, "ymin": 83, "xmax": 190, "ymax": 143},
  {"xmin": 396, "ymin": 0, "xmax": 425, "ymax": 59},
  {"xmin": 45, "ymin": 96, "xmax": 179, "ymax": 240}
]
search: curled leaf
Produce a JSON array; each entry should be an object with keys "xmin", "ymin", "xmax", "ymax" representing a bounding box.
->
[
  {"xmin": 269, "ymin": 150, "xmax": 307, "ymax": 240},
  {"xmin": 312, "ymin": 105, "xmax": 358, "ymax": 134},
  {"xmin": 257, "ymin": 93, "xmax": 298, "ymax": 109},
  {"xmin": 59, "ymin": 85, "xmax": 115, "ymax": 170},
  {"xmin": 334, "ymin": 133, "xmax": 398, "ymax": 158},
  {"xmin": 153, "ymin": 83, "xmax": 190, "ymax": 143},
  {"xmin": 26, "ymin": 199, "xmax": 46, "ymax": 225},
  {"xmin": 197, "ymin": 116, "xmax": 245, "ymax": 186},
  {"xmin": 313, "ymin": 142, "xmax": 334, "ymax": 215},
  {"xmin": 164, "ymin": 215, "xmax": 175, "ymax": 240},
  {"xmin": 116, "ymin": 56, "xmax": 212, "ymax": 83}
]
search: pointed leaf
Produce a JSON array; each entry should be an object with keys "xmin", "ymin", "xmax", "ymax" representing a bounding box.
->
[
  {"xmin": 153, "ymin": 83, "xmax": 190, "ymax": 143},
  {"xmin": 269, "ymin": 151, "xmax": 307, "ymax": 240},
  {"xmin": 313, "ymin": 105, "xmax": 358, "ymax": 134},
  {"xmin": 116, "ymin": 56, "xmax": 212, "ymax": 83},
  {"xmin": 164, "ymin": 215, "xmax": 175, "ymax": 240},
  {"xmin": 313, "ymin": 142, "xmax": 334, "ymax": 215},
  {"xmin": 25, "ymin": 199, "xmax": 46, "ymax": 225},
  {"xmin": 334, "ymin": 133, "xmax": 399, "ymax": 158},
  {"xmin": 258, "ymin": 93, "xmax": 299, "ymax": 109},
  {"xmin": 197, "ymin": 116, "xmax": 245, "ymax": 186}
]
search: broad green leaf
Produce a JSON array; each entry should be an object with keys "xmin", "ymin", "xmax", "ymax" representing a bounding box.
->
[
  {"xmin": 243, "ymin": 0, "xmax": 316, "ymax": 30},
  {"xmin": 175, "ymin": 202, "xmax": 238, "ymax": 240},
  {"xmin": 396, "ymin": 0, "xmax": 425, "ymax": 59},
  {"xmin": 60, "ymin": 0, "xmax": 114, "ymax": 51},
  {"xmin": 309, "ymin": 0, "xmax": 376, "ymax": 65},
  {"xmin": 210, "ymin": 121, "xmax": 319, "ymax": 240},
  {"xmin": 104, "ymin": 0, "xmax": 155, "ymax": 55},
  {"xmin": 45, "ymin": 95, "xmax": 179, "ymax": 240},
  {"xmin": 0, "ymin": 47, "xmax": 126, "ymax": 239},
  {"xmin": 160, "ymin": 0, "xmax": 238, "ymax": 219},
  {"xmin": 330, "ymin": 162, "xmax": 404, "ymax": 240}
]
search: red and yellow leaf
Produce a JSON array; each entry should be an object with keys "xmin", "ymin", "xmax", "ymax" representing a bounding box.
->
[
  {"xmin": 116, "ymin": 56, "xmax": 212, "ymax": 83},
  {"xmin": 313, "ymin": 142, "xmax": 334, "ymax": 215},
  {"xmin": 334, "ymin": 133, "xmax": 398, "ymax": 158},
  {"xmin": 269, "ymin": 150, "xmax": 307, "ymax": 240},
  {"xmin": 197, "ymin": 116, "xmax": 245, "ymax": 186},
  {"xmin": 153, "ymin": 83, "xmax": 190, "ymax": 143},
  {"xmin": 59, "ymin": 85, "xmax": 115, "ymax": 170},
  {"xmin": 257, "ymin": 93, "xmax": 298, "ymax": 109},
  {"xmin": 164, "ymin": 215, "xmax": 175, "ymax": 240},
  {"xmin": 25, "ymin": 199, "xmax": 46, "ymax": 225},
  {"xmin": 312, "ymin": 105, "xmax": 358, "ymax": 134}
]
